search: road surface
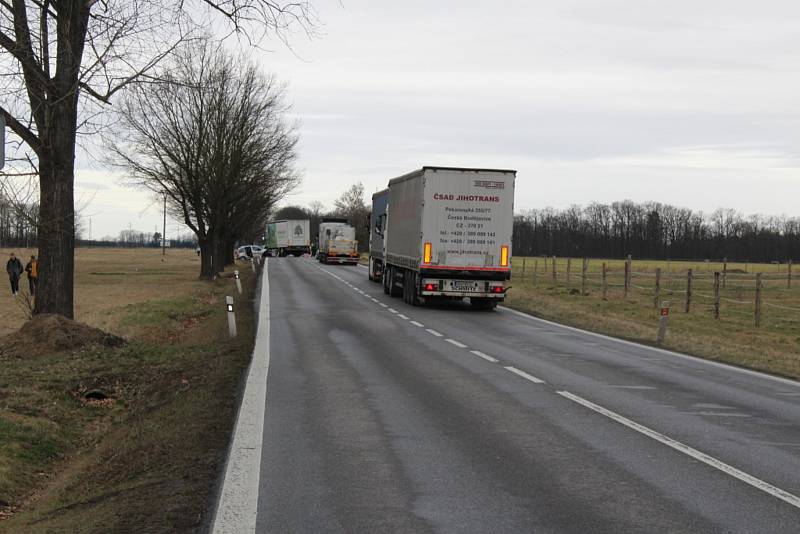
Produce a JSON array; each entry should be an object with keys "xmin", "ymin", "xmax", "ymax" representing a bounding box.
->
[{"xmin": 244, "ymin": 257, "xmax": 800, "ymax": 533}]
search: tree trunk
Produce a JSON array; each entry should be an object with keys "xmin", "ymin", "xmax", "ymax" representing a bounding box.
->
[
  {"xmin": 224, "ymin": 237, "xmax": 235, "ymax": 266},
  {"xmin": 34, "ymin": 136, "xmax": 77, "ymax": 318},
  {"xmin": 199, "ymin": 238, "xmax": 215, "ymax": 280}
]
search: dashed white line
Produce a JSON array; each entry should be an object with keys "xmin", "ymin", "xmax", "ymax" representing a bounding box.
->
[
  {"xmin": 426, "ymin": 329, "xmax": 444, "ymax": 337},
  {"xmin": 379, "ymin": 303, "xmax": 388, "ymax": 308},
  {"xmin": 557, "ymin": 390, "xmax": 800, "ymax": 510},
  {"xmin": 410, "ymin": 321, "xmax": 424, "ymax": 328},
  {"xmin": 470, "ymin": 350, "xmax": 499, "ymax": 363},
  {"xmin": 445, "ymin": 338, "xmax": 468, "ymax": 348},
  {"xmin": 397, "ymin": 314, "xmax": 410, "ymax": 320},
  {"xmin": 388, "ymin": 308, "xmax": 398, "ymax": 314},
  {"xmin": 504, "ymin": 366, "xmax": 546, "ymax": 384}
]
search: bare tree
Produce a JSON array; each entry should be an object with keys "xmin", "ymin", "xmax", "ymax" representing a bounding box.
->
[
  {"xmin": 111, "ymin": 41, "xmax": 299, "ymax": 279},
  {"xmin": 333, "ymin": 182, "xmax": 369, "ymax": 251},
  {"xmin": 0, "ymin": 1, "xmax": 315, "ymax": 318}
]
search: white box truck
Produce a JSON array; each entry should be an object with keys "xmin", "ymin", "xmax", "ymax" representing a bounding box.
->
[
  {"xmin": 380, "ymin": 166, "xmax": 515, "ymax": 309},
  {"xmin": 318, "ymin": 219, "xmax": 359, "ymax": 265},
  {"xmin": 266, "ymin": 219, "xmax": 311, "ymax": 257}
]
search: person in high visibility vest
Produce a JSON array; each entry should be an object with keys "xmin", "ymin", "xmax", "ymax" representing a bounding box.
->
[{"xmin": 24, "ymin": 255, "xmax": 38, "ymax": 296}]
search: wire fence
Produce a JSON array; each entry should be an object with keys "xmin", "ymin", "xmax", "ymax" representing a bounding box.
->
[{"xmin": 513, "ymin": 255, "xmax": 799, "ymax": 329}]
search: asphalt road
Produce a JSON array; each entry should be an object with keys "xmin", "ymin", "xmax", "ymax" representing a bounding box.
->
[{"xmin": 255, "ymin": 257, "xmax": 800, "ymax": 533}]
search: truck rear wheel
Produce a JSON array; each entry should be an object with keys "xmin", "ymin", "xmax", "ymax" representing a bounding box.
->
[{"xmin": 389, "ymin": 267, "xmax": 402, "ymax": 298}]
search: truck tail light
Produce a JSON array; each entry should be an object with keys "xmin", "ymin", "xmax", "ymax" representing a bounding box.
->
[
  {"xmin": 424, "ymin": 242, "xmax": 432, "ymax": 264},
  {"xmin": 424, "ymin": 282, "xmax": 438, "ymax": 291},
  {"xmin": 491, "ymin": 285, "xmax": 505, "ymax": 294},
  {"xmin": 500, "ymin": 245, "xmax": 509, "ymax": 267}
]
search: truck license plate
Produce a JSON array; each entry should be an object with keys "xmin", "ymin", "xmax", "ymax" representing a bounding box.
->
[{"xmin": 449, "ymin": 281, "xmax": 479, "ymax": 292}]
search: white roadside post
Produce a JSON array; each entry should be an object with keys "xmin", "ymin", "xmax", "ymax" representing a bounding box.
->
[
  {"xmin": 657, "ymin": 301, "xmax": 670, "ymax": 344},
  {"xmin": 234, "ymin": 270, "xmax": 242, "ymax": 295},
  {"xmin": 250, "ymin": 258, "xmax": 256, "ymax": 273},
  {"xmin": 226, "ymin": 296, "xmax": 237, "ymax": 338}
]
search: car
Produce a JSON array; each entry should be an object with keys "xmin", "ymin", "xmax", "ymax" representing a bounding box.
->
[{"xmin": 236, "ymin": 245, "xmax": 264, "ymax": 260}]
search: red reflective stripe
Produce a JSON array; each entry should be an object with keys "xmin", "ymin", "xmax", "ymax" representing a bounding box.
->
[{"xmin": 419, "ymin": 266, "xmax": 510, "ymax": 272}]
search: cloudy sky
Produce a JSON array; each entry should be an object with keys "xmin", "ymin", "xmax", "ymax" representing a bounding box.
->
[{"xmin": 77, "ymin": 0, "xmax": 800, "ymax": 237}]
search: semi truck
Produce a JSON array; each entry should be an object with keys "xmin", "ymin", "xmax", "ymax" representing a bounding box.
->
[
  {"xmin": 368, "ymin": 188, "xmax": 389, "ymax": 282},
  {"xmin": 318, "ymin": 219, "xmax": 359, "ymax": 265},
  {"xmin": 375, "ymin": 166, "xmax": 515, "ymax": 309},
  {"xmin": 266, "ymin": 219, "xmax": 311, "ymax": 257}
]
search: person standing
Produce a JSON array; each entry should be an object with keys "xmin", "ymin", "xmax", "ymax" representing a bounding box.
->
[
  {"xmin": 25, "ymin": 255, "xmax": 38, "ymax": 296},
  {"xmin": 6, "ymin": 253, "xmax": 23, "ymax": 296}
]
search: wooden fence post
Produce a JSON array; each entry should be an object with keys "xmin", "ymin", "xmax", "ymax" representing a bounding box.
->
[
  {"xmin": 722, "ymin": 257, "xmax": 728, "ymax": 289},
  {"xmin": 602, "ymin": 262, "xmax": 608, "ymax": 301},
  {"xmin": 544, "ymin": 255, "xmax": 548, "ymax": 274},
  {"xmin": 566, "ymin": 258, "xmax": 572, "ymax": 289},
  {"xmin": 685, "ymin": 269, "xmax": 693, "ymax": 313},
  {"xmin": 552, "ymin": 255, "xmax": 557, "ymax": 287},
  {"xmin": 654, "ymin": 268, "xmax": 661, "ymax": 309},
  {"xmin": 755, "ymin": 273, "xmax": 763, "ymax": 327},
  {"xmin": 624, "ymin": 255, "xmax": 631, "ymax": 300},
  {"xmin": 581, "ymin": 258, "xmax": 588, "ymax": 296},
  {"xmin": 788, "ymin": 259, "xmax": 793, "ymax": 289},
  {"xmin": 522, "ymin": 257, "xmax": 526, "ymax": 276},
  {"xmin": 713, "ymin": 272, "xmax": 720, "ymax": 320},
  {"xmin": 533, "ymin": 260, "xmax": 538, "ymax": 286}
]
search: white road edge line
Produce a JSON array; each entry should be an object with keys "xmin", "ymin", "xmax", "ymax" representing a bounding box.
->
[
  {"xmin": 211, "ymin": 260, "xmax": 272, "ymax": 533},
  {"xmin": 557, "ymin": 390, "xmax": 800, "ymax": 510},
  {"xmin": 379, "ymin": 303, "xmax": 388, "ymax": 308},
  {"xmin": 410, "ymin": 321, "xmax": 425, "ymax": 327},
  {"xmin": 446, "ymin": 338, "xmax": 468, "ymax": 348},
  {"xmin": 426, "ymin": 328, "xmax": 444, "ymax": 337},
  {"xmin": 470, "ymin": 350, "xmax": 499, "ymax": 363},
  {"xmin": 498, "ymin": 306, "xmax": 800, "ymax": 388},
  {"xmin": 388, "ymin": 308, "xmax": 399, "ymax": 314},
  {"xmin": 398, "ymin": 314, "xmax": 410, "ymax": 320},
  {"xmin": 504, "ymin": 366, "xmax": 546, "ymax": 384}
]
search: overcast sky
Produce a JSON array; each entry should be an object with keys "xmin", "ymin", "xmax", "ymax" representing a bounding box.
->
[{"xmin": 77, "ymin": 0, "xmax": 800, "ymax": 237}]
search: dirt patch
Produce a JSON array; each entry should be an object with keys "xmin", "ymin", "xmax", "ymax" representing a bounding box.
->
[{"xmin": 0, "ymin": 314, "xmax": 125, "ymax": 359}]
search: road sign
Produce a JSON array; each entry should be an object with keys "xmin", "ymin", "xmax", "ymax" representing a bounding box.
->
[{"xmin": 0, "ymin": 114, "xmax": 5, "ymax": 170}]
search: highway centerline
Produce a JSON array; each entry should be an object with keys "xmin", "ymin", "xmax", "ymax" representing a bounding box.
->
[
  {"xmin": 505, "ymin": 366, "xmax": 546, "ymax": 384},
  {"xmin": 446, "ymin": 338, "xmax": 468, "ymax": 348},
  {"xmin": 470, "ymin": 350, "xmax": 499, "ymax": 363}
]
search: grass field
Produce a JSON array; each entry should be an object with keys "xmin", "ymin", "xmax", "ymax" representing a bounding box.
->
[
  {"xmin": 506, "ymin": 256, "xmax": 800, "ymax": 380},
  {"xmin": 0, "ymin": 248, "xmax": 258, "ymax": 533}
]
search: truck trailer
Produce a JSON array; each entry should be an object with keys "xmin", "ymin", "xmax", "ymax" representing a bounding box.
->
[
  {"xmin": 377, "ymin": 166, "xmax": 515, "ymax": 309},
  {"xmin": 318, "ymin": 219, "xmax": 359, "ymax": 265},
  {"xmin": 266, "ymin": 219, "xmax": 311, "ymax": 257}
]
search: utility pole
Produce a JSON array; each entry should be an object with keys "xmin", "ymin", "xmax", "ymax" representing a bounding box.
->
[{"xmin": 162, "ymin": 193, "xmax": 167, "ymax": 256}]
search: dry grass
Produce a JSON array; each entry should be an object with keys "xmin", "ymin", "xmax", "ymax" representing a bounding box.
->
[
  {"xmin": 0, "ymin": 247, "xmax": 209, "ymax": 337},
  {"xmin": 507, "ymin": 256, "xmax": 800, "ymax": 380},
  {"xmin": 0, "ymin": 248, "xmax": 258, "ymax": 533}
]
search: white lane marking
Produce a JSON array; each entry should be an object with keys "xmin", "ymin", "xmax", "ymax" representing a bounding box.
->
[
  {"xmin": 557, "ymin": 390, "xmax": 800, "ymax": 510},
  {"xmin": 398, "ymin": 314, "xmax": 410, "ymax": 320},
  {"xmin": 388, "ymin": 308, "xmax": 399, "ymax": 314},
  {"xmin": 498, "ymin": 306, "xmax": 800, "ymax": 389},
  {"xmin": 446, "ymin": 338, "xmax": 468, "ymax": 348},
  {"xmin": 212, "ymin": 260, "xmax": 272, "ymax": 533},
  {"xmin": 470, "ymin": 350, "xmax": 499, "ymax": 363},
  {"xmin": 370, "ymin": 298, "xmax": 379, "ymax": 303},
  {"xmin": 379, "ymin": 303, "xmax": 388, "ymax": 308},
  {"xmin": 504, "ymin": 366, "xmax": 546, "ymax": 384},
  {"xmin": 426, "ymin": 329, "xmax": 444, "ymax": 337},
  {"xmin": 410, "ymin": 321, "xmax": 425, "ymax": 328}
]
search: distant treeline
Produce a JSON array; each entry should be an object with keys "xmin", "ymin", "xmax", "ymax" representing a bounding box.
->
[{"xmin": 513, "ymin": 201, "xmax": 799, "ymax": 262}]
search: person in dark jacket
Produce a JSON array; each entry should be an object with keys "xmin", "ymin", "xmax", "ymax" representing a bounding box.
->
[
  {"xmin": 24, "ymin": 255, "xmax": 38, "ymax": 296},
  {"xmin": 6, "ymin": 253, "xmax": 23, "ymax": 296}
]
